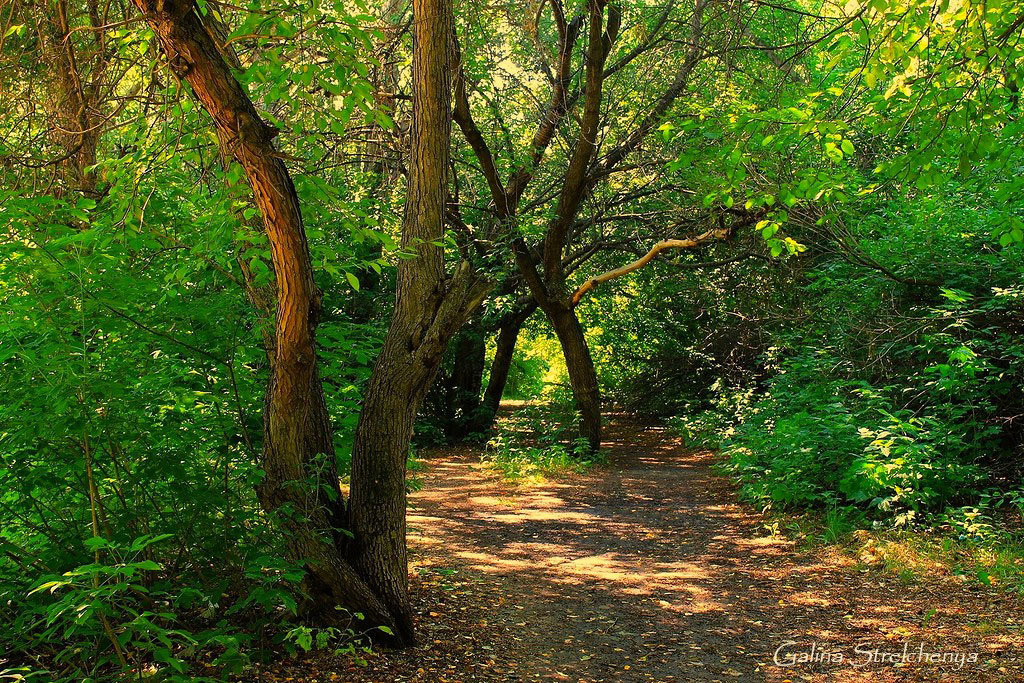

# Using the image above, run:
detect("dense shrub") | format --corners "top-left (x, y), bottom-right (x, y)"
top-left (720, 350), bottom-right (995, 522)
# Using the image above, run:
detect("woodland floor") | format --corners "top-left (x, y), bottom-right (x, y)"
top-left (281, 412), bottom-right (1024, 682)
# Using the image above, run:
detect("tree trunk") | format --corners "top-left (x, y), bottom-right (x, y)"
top-left (36, 0), bottom-right (105, 196)
top-left (448, 318), bottom-right (486, 437)
top-left (348, 0), bottom-right (489, 646)
top-left (514, 242), bottom-right (602, 451)
top-left (348, 335), bottom-right (441, 644)
top-left (133, 0), bottom-right (395, 632)
top-left (139, 0), bottom-right (488, 646)
top-left (548, 304), bottom-right (602, 452)
top-left (506, 0), bottom-right (612, 451)
top-left (472, 303), bottom-right (535, 433)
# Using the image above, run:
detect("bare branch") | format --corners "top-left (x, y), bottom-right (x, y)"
top-left (453, 40), bottom-right (509, 216)
top-left (570, 227), bottom-right (729, 307)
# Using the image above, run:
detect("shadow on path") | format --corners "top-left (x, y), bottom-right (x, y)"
top-left (347, 413), bottom-right (1024, 682)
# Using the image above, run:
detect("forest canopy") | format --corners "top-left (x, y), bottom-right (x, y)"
top-left (0, 0), bottom-right (1022, 679)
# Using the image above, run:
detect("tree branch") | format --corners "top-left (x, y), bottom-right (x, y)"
top-left (542, 0), bottom-right (618, 284)
top-left (505, 3), bottom-right (582, 211)
top-left (570, 227), bottom-right (729, 306)
top-left (589, 0), bottom-right (704, 182)
top-left (452, 39), bottom-right (509, 217)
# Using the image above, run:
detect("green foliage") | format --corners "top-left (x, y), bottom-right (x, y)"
top-left (484, 435), bottom-right (600, 481)
top-left (706, 183), bottom-right (1022, 527)
top-left (500, 331), bottom-right (567, 402)
top-left (0, 0), bottom-right (393, 676)
top-left (667, 383), bottom-right (755, 449)
top-left (3, 0), bottom-right (1024, 675)
top-left (721, 351), bottom-right (992, 521)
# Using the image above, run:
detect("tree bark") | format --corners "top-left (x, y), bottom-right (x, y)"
top-left (513, 239), bottom-right (603, 451)
top-left (347, 0), bottom-right (490, 645)
top-left (548, 304), bottom-right (602, 452)
top-left (347, 334), bottom-right (437, 644)
top-left (507, 0), bottom-right (613, 451)
top-left (570, 229), bottom-right (731, 306)
top-left (132, 0), bottom-right (396, 633)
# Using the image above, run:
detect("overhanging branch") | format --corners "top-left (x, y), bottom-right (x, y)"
top-left (570, 227), bottom-right (729, 306)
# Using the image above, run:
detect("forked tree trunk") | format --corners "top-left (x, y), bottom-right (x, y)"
top-left (133, 0), bottom-right (396, 632)
top-left (512, 0), bottom-right (611, 451)
top-left (348, 0), bottom-right (488, 645)
top-left (140, 0), bottom-right (487, 646)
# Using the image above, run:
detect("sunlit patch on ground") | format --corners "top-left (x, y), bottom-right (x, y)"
top-left (341, 413), bottom-right (1024, 682)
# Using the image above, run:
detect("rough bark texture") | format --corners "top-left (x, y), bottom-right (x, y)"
top-left (348, 0), bottom-right (490, 645)
top-left (132, 0), bottom-right (396, 632)
top-left (348, 334), bottom-right (431, 644)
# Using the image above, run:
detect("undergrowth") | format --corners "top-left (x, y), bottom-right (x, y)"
top-left (483, 398), bottom-right (606, 482)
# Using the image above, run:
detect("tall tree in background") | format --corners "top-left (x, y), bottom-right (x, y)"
top-left (3, 0), bottom-right (116, 197)
top-left (452, 0), bottom-right (716, 450)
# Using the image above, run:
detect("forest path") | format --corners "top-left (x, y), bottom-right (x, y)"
top-left (339, 414), bottom-right (1023, 682)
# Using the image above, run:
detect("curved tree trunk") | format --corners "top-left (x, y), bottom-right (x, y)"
top-left (136, 0), bottom-right (488, 649)
top-left (134, 0), bottom-right (397, 634)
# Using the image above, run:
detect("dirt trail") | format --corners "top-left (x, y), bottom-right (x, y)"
top-left (336, 415), bottom-right (1023, 682)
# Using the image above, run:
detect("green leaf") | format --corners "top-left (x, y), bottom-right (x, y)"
top-left (84, 536), bottom-right (109, 552)
top-left (130, 560), bottom-right (163, 571)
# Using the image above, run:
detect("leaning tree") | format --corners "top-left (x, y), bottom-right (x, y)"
top-left (132, 0), bottom-right (489, 643)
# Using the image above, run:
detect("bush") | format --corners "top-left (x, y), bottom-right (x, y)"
top-left (720, 343), bottom-right (1001, 525)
